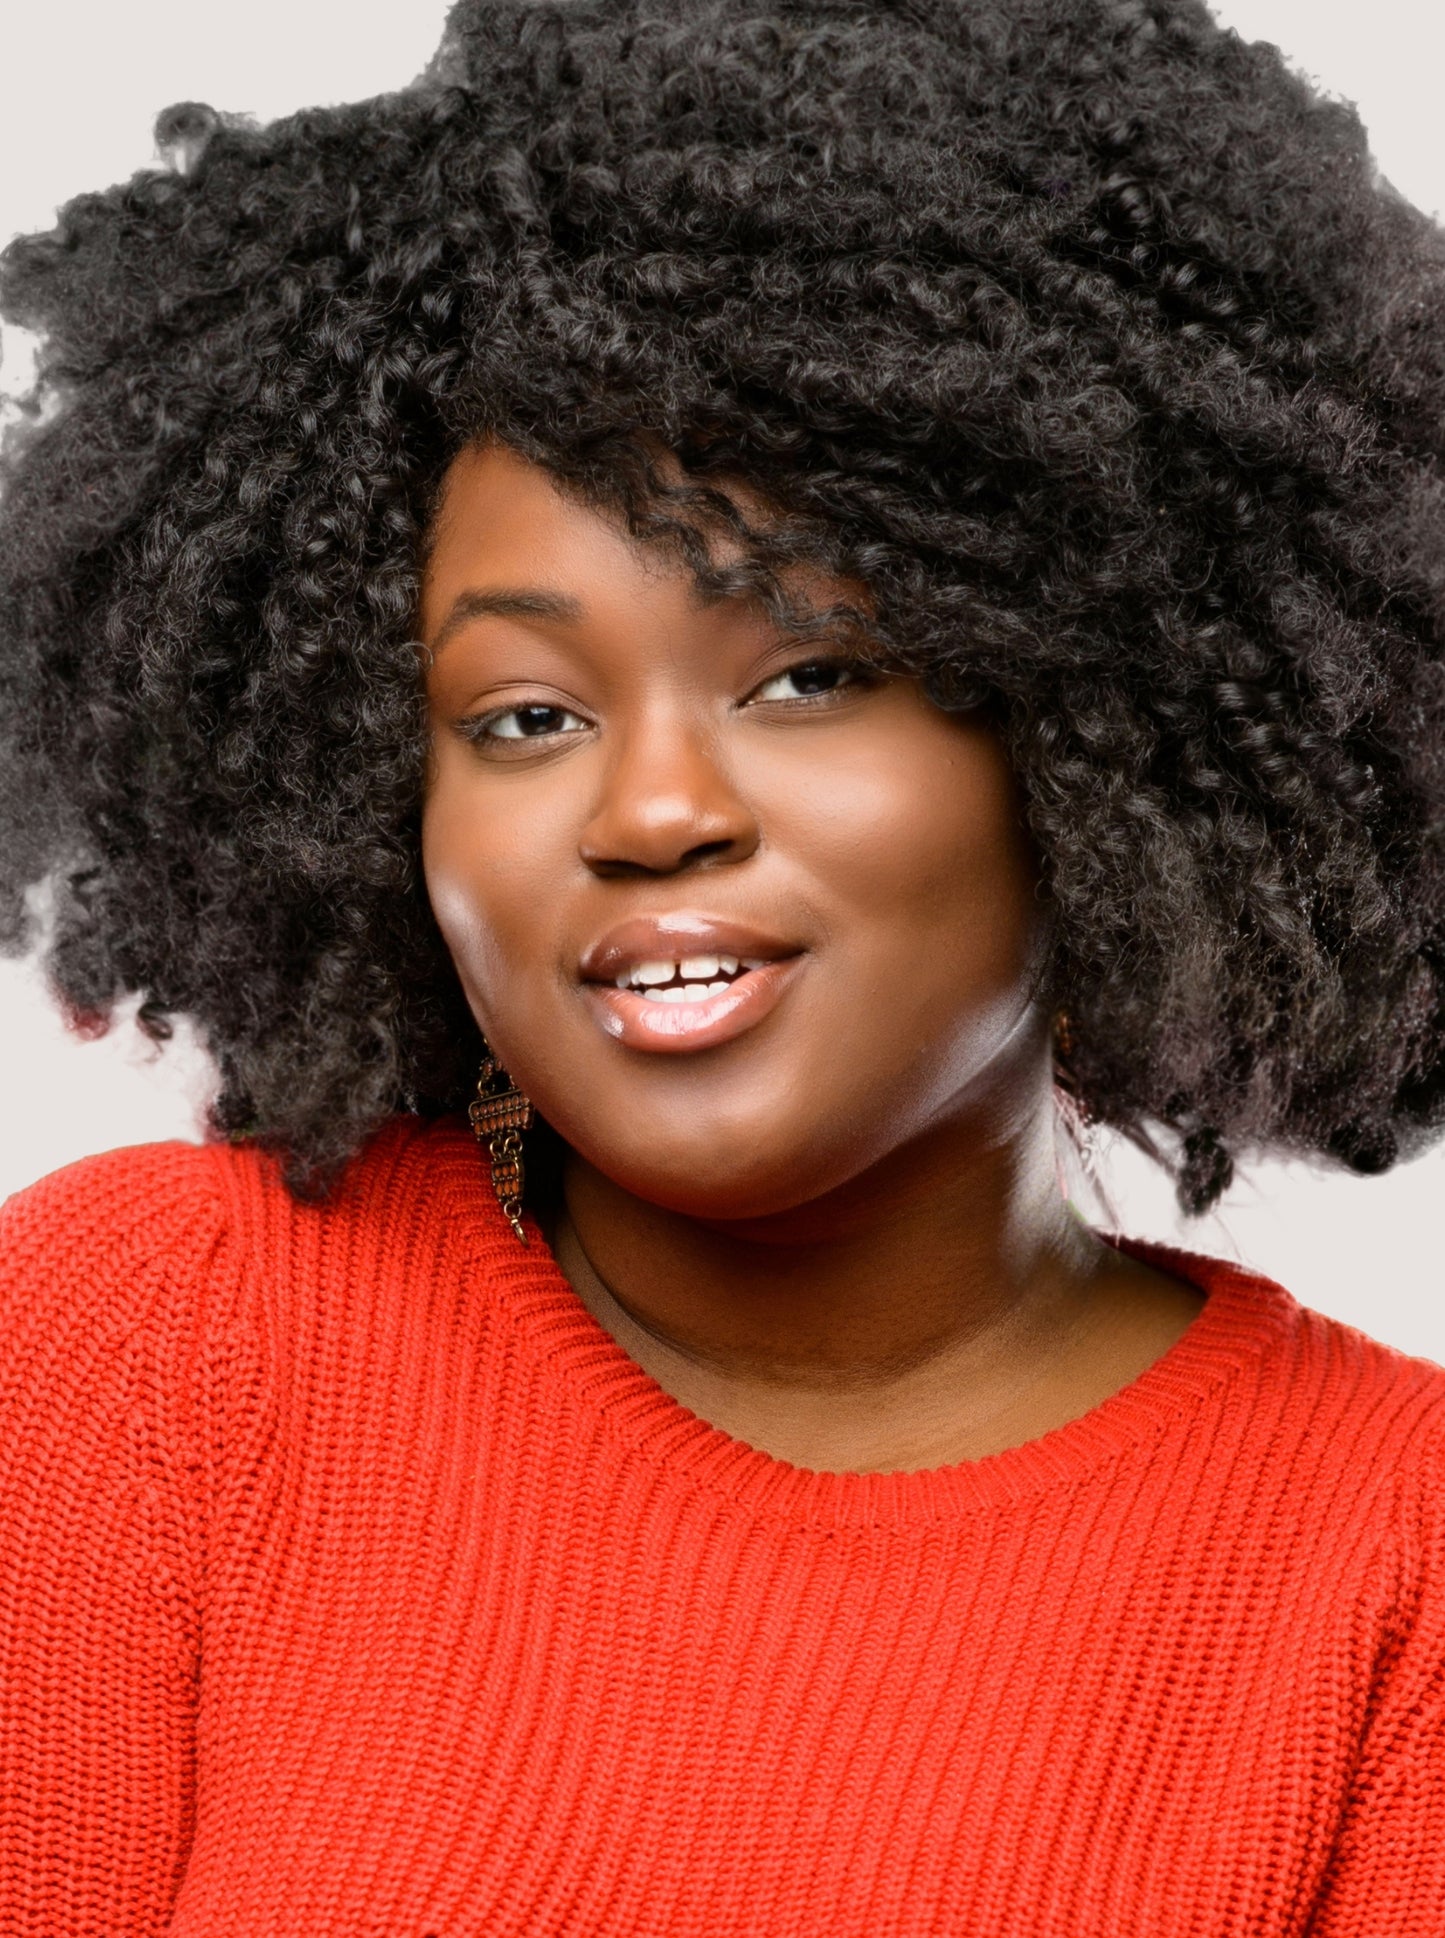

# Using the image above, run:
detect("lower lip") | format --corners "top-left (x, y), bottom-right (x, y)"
top-left (581, 958), bottom-right (803, 1053)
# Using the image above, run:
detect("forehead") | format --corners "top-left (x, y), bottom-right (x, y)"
top-left (422, 443), bottom-right (649, 606)
top-left (418, 440), bottom-right (870, 655)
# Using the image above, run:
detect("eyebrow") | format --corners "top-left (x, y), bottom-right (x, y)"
top-left (429, 587), bottom-right (585, 653)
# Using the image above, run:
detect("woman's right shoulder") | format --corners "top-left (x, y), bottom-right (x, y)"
top-left (5, 1136), bottom-right (233, 1218)
top-left (0, 1115), bottom-right (477, 1333)
top-left (0, 1139), bottom-right (263, 1340)
top-left (2, 1137), bottom-right (258, 1262)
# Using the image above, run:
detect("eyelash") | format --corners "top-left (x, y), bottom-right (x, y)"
top-left (456, 655), bottom-right (874, 747)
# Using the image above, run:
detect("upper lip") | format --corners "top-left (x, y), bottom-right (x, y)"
top-left (579, 913), bottom-right (803, 983)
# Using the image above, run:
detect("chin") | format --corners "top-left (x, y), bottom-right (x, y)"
top-left (584, 1125), bottom-right (878, 1227)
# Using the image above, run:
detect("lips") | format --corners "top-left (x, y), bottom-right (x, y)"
top-left (578, 913), bottom-right (804, 1053)
top-left (580, 914), bottom-right (797, 983)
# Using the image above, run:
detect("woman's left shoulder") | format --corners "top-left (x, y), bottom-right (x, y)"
top-left (1233, 1255), bottom-right (1445, 1513)
top-left (1140, 1236), bottom-right (1445, 1499)
top-left (1288, 1290), bottom-right (1445, 1469)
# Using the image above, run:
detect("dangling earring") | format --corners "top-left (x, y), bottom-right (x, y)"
top-left (469, 1047), bottom-right (534, 1244)
top-left (1053, 1007), bottom-right (1081, 1076)
top-left (1051, 1007), bottom-right (1116, 1225)
top-left (1052, 1007), bottom-right (1088, 1124)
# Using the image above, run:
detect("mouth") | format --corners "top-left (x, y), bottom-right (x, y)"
top-left (609, 950), bottom-right (771, 1001)
top-left (578, 917), bottom-right (805, 1053)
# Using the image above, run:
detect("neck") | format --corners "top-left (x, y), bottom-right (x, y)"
top-left (547, 1078), bottom-right (1180, 1472)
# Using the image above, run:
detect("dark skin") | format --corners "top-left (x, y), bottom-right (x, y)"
top-left (420, 442), bottom-right (1204, 1474)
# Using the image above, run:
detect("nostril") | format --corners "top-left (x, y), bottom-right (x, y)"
top-left (679, 838), bottom-right (739, 868)
top-left (583, 836), bottom-right (742, 880)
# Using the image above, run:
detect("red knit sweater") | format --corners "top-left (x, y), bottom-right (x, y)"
top-left (2, 1119), bottom-right (1442, 1936)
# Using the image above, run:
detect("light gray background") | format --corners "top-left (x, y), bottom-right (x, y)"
top-left (2, 0), bottom-right (1442, 1361)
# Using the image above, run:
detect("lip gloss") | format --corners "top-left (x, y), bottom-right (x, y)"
top-left (582, 956), bottom-right (803, 1053)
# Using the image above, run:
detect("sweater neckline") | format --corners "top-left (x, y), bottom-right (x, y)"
top-left (428, 1122), bottom-right (1297, 1529)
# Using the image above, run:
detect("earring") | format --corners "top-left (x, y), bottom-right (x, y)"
top-left (469, 1048), bottom-right (534, 1244)
top-left (1051, 1007), bottom-right (1113, 1219)
top-left (1051, 1007), bottom-right (1089, 1127)
top-left (1038, 1007), bottom-right (1084, 1139)
top-left (1054, 1008), bottom-right (1077, 1066)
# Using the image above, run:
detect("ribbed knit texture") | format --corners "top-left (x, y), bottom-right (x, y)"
top-left (1, 1117), bottom-right (1442, 1936)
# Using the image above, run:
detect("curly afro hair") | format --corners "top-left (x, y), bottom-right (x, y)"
top-left (2, 0), bottom-right (1444, 1214)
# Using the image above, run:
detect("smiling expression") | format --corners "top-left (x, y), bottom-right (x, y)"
top-left (420, 441), bottom-right (1053, 1221)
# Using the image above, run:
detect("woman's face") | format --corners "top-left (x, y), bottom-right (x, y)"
top-left (421, 443), bottom-right (1052, 1221)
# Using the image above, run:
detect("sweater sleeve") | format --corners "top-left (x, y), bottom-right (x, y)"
top-left (0, 1144), bottom-right (232, 1938)
top-left (1306, 1423), bottom-right (1445, 1936)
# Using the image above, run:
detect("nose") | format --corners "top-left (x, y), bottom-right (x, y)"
top-left (578, 710), bottom-right (760, 878)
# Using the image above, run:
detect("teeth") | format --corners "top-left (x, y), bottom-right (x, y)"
top-left (616, 951), bottom-right (774, 994)
top-left (641, 980), bottom-right (733, 1004)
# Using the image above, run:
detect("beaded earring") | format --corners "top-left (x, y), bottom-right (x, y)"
top-left (1052, 1007), bottom-right (1111, 1216)
top-left (469, 1048), bottom-right (534, 1244)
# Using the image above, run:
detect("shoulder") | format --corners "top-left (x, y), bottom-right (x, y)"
top-left (4, 1135), bottom-right (228, 1247)
top-left (0, 1117), bottom-right (509, 1493)
top-left (1127, 1235), bottom-right (1445, 1512)
top-left (0, 1137), bottom-right (235, 1338)
top-left (2, 1113), bottom-right (475, 1236)
top-left (1279, 1285), bottom-right (1445, 1478)
top-left (0, 1115), bottom-right (494, 1336)
top-left (1265, 1269), bottom-right (1445, 1552)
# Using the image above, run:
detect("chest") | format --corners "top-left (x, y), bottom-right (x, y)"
top-left (168, 1414), bottom-right (1371, 1936)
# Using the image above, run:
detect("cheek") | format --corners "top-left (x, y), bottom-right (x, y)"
top-left (772, 720), bottom-right (1042, 983)
top-left (419, 753), bottom-right (563, 1015)
top-left (420, 784), bottom-right (498, 1003)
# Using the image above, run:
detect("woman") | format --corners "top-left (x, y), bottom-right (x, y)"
top-left (1, 0), bottom-right (1441, 1930)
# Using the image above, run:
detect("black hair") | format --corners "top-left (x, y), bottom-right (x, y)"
top-left (3, 0), bottom-right (1443, 1213)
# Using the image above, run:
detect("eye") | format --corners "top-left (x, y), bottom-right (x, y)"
top-left (747, 657), bottom-right (871, 705)
top-left (460, 702), bottom-right (591, 744)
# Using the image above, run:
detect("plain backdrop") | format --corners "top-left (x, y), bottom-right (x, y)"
top-left (2, 0), bottom-right (1443, 1362)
